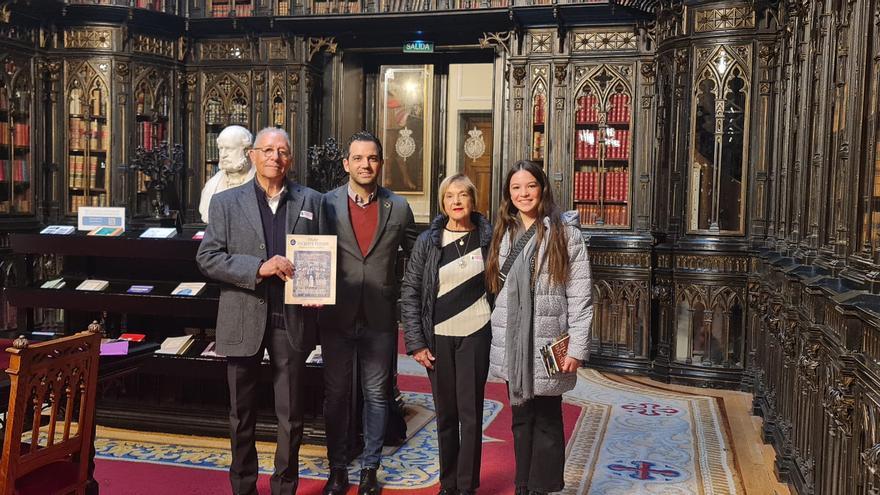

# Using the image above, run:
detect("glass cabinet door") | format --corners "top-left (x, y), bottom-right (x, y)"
top-left (66, 68), bottom-right (111, 215)
top-left (530, 78), bottom-right (548, 168)
top-left (134, 70), bottom-right (171, 215)
top-left (572, 65), bottom-right (632, 228)
top-left (0, 58), bottom-right (33, 215)
top-left (202, 75), bottom-right (250, 186)
top-left (688, 46), bottom-right (750, 234)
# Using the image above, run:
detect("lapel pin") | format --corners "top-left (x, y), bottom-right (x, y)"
top-left (384, 201), bottom-right (391, 208)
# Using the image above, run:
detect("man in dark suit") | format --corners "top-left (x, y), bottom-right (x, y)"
top-left (320, 131), bottom-right (416, 495)
top-left (197, 127), bottom-right (324, 495)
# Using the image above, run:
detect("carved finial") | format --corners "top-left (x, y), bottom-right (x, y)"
top-left (12, 334), bottom-right (28, 349)
top-left (87, 320), bottom-right (103, 334)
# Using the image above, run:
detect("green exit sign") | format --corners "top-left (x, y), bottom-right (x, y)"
top-left (403, 41), bottom-right (434, 53)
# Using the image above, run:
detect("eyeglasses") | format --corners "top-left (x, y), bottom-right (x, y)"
top-left (252, 147), bottom-right (291, 159)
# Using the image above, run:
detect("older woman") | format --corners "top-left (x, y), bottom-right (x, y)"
top-left (485, 161), bottom-right (593, 495)
top-left (401, 173), bottom-right (493, 495)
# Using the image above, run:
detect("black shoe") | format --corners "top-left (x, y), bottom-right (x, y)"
top-left (358, 468), bottom-right (380, 494)
top-left (437, 488), bottom-right (456, 495)
top-left (514, 488), bottom-right (528, 495)
top-left (458, 490), bottom-right (476, 495)
top-left (322, 468), bottom-right (349, 495)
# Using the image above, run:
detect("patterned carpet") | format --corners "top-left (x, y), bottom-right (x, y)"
top-left (93, 366), bottom-right (744, 494)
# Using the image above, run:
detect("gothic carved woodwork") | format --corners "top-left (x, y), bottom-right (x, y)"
top-left (694, 6), bottom-right (756, 33)
top-left (64, 27), bottom-right (115, 50)
top-left (307, 37), bottom-right (337, 61)
top-left (132, 34), bottom-right (175, 59)
top-left (824, 376), bottom-right (855, 435)
top-left (591, 279), bottom-right (650, 359)
top-left (571, 31), bottom-right (638, 53)
top-left (199, 39), bottom-right (252, 61)
top-left (478, 31), bottom-right (513, 56)
top-left (529, 32), bottom-right (553, 54)
top-left (674, 283), bottom-right (746, 367)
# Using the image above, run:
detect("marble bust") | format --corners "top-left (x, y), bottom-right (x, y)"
top-left (199, 125), bottom-right (256, 223)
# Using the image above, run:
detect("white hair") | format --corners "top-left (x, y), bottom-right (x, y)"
top-left (253, 127), bottom-right (291, 148)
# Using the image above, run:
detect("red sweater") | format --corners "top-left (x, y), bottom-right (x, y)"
top-left (348, 196), bottom-right (378, 256)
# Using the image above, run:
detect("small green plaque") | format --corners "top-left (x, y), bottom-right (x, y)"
top-left (403, 41), bottom-right (434, 53)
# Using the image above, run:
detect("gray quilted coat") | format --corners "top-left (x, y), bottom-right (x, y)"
top-left (489, 211), bottom-right (593, 397)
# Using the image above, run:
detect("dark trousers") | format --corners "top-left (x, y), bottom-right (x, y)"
top-left (427, 327), bottom-right (491, 491)
top-left (322, 320), bottom-right (397, 469)
top-left (510, 395), bottom-right (565, 493)
top-left (228, 326), bottom-right (305, 495)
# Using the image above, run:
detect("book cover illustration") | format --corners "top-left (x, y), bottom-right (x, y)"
top-left (87, 226), bottom-right (124, 237)
top-left (171, 282), bottom-right (206, 296)
top-left (76, 279), bottom-right (110, 291)
top-left (539, 334), bottom-right (570, 377)
top-left (285, 235), bottom-right (337, 305)
top-left (119, 333), bottom-right (146, 342)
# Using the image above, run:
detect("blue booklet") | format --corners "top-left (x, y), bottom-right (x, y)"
top-left (127, 284), bottom-right (154, 294)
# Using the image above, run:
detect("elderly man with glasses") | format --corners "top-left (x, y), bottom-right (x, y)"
top-left (197, 127), bottom-right (325, 495)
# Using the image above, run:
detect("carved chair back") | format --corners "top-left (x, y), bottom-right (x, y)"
top-left (0, 330), bottom-right (101, 495)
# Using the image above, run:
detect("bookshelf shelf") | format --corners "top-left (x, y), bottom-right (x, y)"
top-left (133, 71), bottom-right (172, 215)
top-left (0, 56), bottom-right (34, 216)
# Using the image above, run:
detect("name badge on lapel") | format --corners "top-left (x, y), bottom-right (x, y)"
top-left (300, 210), bottom-right (314, 220)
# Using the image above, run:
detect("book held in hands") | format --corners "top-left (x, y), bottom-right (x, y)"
top-left (539, 334), bottom-right (570, 377)
top-left (171, 282), bottom-right (206, 296)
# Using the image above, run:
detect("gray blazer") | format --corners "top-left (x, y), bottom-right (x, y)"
top-left (196, 179), bottom-right (325, 357)
top-left (319, 184), bottom-right (416, 332)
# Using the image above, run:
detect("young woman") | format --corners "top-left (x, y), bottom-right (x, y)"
top-left (400, 173), bottom-right (493, 495)
top-left (485, 161), bottom-right (593, 495)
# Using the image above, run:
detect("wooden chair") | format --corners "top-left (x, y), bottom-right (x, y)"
top-left (0, 329), bottom-right (101, 495)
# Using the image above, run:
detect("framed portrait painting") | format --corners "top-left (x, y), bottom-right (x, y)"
top-left (378, 65), bottom-right (433, 194)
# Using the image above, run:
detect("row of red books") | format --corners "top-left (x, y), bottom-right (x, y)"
top-left (575, 129), bottom-right (630, 160)
top-left (69, 193), bottom-right (107, 213)
top-left (575, 93), bottom-right (631, 124)
top-left (68, 118), bottom-right (107, 151)
top-left (0, 123), bottom-right (30, 147)
top-left (0, 160), bottom-right (30, 182)
top-left (533, 94), bottom-right (546, 125)
top-left (573, 171), bottom-right (629, 202)
top-left (138, 122), bottom-right (168, 150)
top-left (576, 204), bottom-right (628, 226)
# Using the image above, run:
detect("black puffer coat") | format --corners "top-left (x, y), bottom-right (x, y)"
top-left (400, 212), bottom-right (493, 354)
